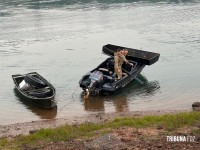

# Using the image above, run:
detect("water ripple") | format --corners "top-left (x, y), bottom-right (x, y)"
top-left (0, 49), bottom-right (24, 56)
top-left (0, 1), bottom-right (200, 124)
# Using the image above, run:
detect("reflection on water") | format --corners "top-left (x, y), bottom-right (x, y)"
top-left (112, 96), bottom-right (129, 112)
top-left (83, 95), bottom-right (129, 112)
top-left (83, 96), bottom-right (105, 111)
top-left (14, 88), bottom-right (57, 119)
top-left (82, 74), bottom-right (160, 112)
top-left (118, 74), bottom-right (160, 96)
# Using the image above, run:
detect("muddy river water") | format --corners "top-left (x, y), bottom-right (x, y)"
top-left (0, 0), bottom-right (200, 125)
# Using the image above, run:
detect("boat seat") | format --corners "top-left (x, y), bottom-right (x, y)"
top-left (98, 68), bottom-right (109, 72)
top-left (122, 72), bottom-right (127, 76)
top-left (99, 67), bottom-right (127, 78)
top-left (24, 87), bottom-right (50, 93)
top-left (98, 68), bottom-right (112, 76)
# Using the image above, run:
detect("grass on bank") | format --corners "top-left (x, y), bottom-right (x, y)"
top-left (0, 111), bottom-right (199, 149)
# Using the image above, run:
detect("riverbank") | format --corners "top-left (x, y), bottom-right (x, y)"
top-left (0, 110), bottom-right (199, 149)
top-left (0, 109), bottom-right (191, 138)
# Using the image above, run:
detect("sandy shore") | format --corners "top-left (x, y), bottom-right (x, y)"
top-left (0, 109), bottom-right (191, 138)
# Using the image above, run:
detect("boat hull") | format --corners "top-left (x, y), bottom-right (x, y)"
top-left (79, 57), bottom-right (146, 95)
top-left (79, 44), bottom-right (160, 96)
top-left (12, 72), bottom-right (56, 109)
top-left (102, 44), bottom-right (160, 65)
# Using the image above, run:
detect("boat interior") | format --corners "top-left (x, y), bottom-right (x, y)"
top-left (80, 57), bottom-right (143, 89)
top-left (95, 57), bottom-right (138, 79)
top-left (13, 74), bottom-right (52, 97)
top-left (14, 74), bottom-right (41, 86)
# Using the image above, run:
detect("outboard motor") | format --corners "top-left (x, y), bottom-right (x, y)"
top-left (87, 70), bottom-right (103, 95)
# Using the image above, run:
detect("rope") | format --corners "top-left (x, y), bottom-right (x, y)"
top-left (59, 85), bottom-right (79, 111)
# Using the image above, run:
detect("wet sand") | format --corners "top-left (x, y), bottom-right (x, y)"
top-left (0, 109), bottom-right (191, 138)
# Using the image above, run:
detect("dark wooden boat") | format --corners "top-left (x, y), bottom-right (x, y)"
top-left (79, 44), bottom-right (160, 96)
top-left (12, 72), bottom-right (56, 108)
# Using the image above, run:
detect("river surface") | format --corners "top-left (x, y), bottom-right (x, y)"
top-left (0, 0), bottom-right (200, 125)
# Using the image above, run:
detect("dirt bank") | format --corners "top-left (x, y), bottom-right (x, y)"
top-left (37, 126), bottom-right (199, 150)
top-left (0, 109), bottom-right (191, 138)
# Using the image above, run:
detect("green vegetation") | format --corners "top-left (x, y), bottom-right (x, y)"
top-left (0, 111), bottom-right (199, 149)
top-left (191, 128), bottom-right (200, 135)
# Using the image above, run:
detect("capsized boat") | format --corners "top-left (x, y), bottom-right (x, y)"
top-left (12, 72), bottom-right (56, 108)
top-left (79, 44), bottom-right (160, 96)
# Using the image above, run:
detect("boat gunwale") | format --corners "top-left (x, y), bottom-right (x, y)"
top-left (12, 72), bottom-right (56, 100)
top-left (102, 44), bottom-right (160, 65)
